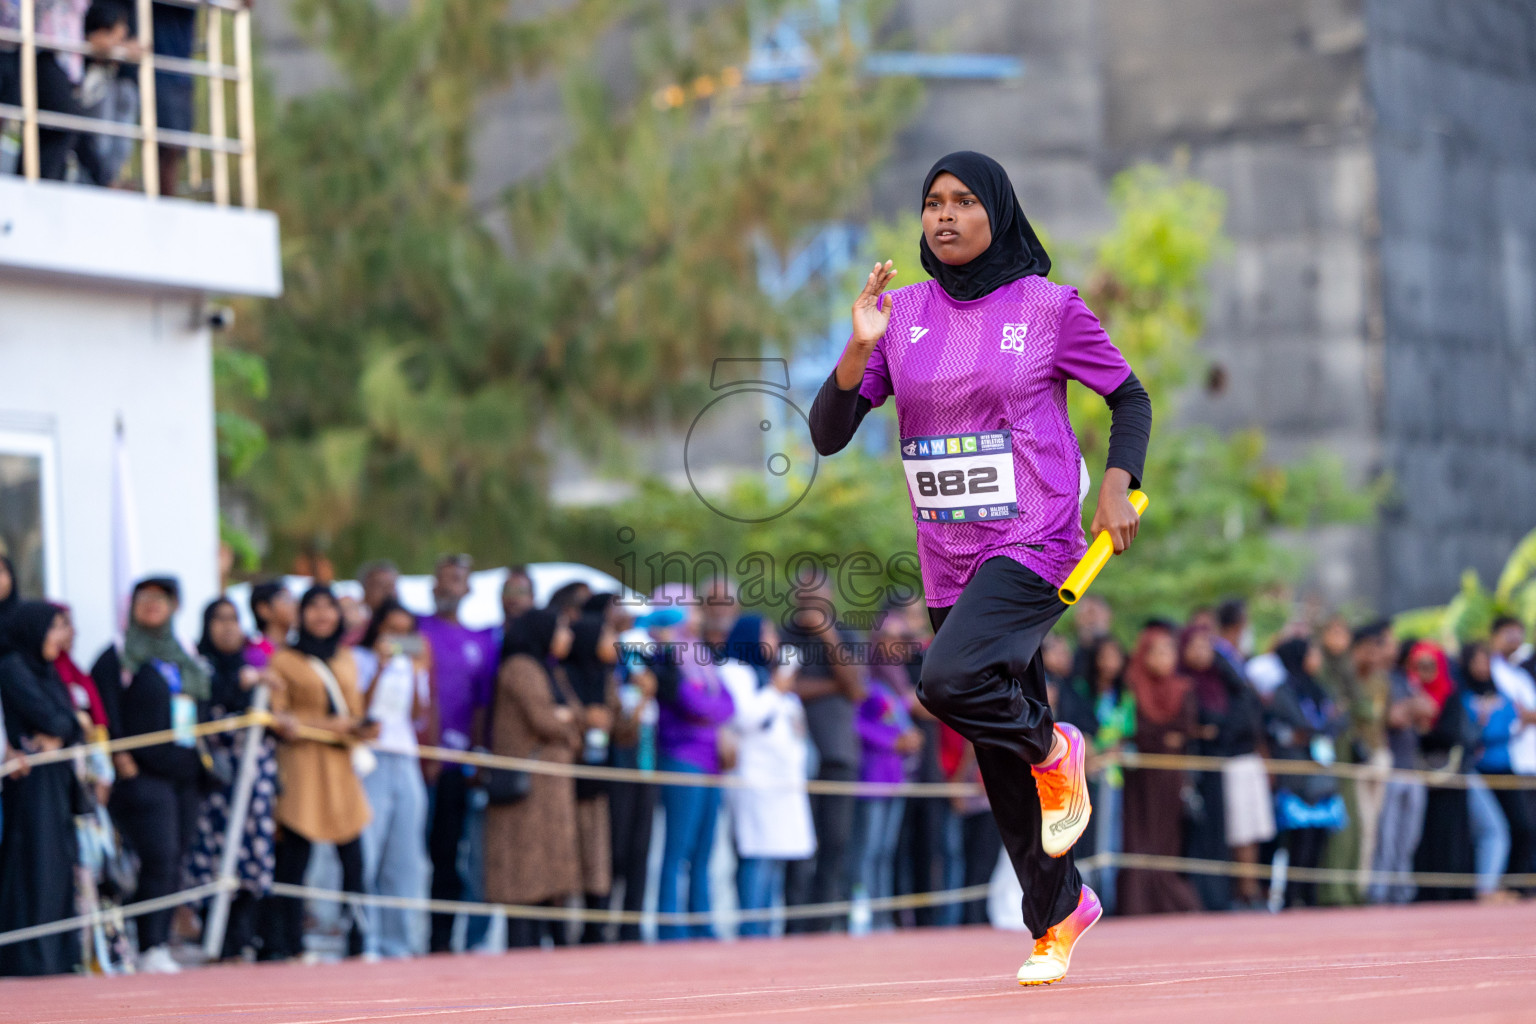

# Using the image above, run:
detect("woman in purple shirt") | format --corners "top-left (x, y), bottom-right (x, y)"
top-left (810, 151), bottom-right (1151, 986)
top-left (651, 584), bottom-right (734, 940)
top-left (852, 670), bottom-right (922, 931)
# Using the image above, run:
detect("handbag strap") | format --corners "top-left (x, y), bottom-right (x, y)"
top-left (308, 656), bottom-right (352, 720)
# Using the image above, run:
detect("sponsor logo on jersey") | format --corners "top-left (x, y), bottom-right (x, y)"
top-left (910, 325), bottom-right (930, 344)
top-left (952, 510), bottom-right (966, 520)
top-left (1001, 322), bottom-right (1029, 353)
top-left (978, 506), bottom-right (988, 517)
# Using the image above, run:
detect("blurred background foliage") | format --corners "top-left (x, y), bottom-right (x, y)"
top-left (221, 0), bottom-right (918, 569)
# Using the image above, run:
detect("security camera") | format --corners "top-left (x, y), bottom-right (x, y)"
top-left (205, 305), bottom-right (236, 333)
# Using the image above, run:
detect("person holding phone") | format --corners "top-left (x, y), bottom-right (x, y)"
top-left (353, 598), bottom-right (433, 958)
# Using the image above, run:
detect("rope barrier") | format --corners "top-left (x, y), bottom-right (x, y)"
top-left (0, 882), bottom-right (233, 949)
top-left (11, 712), bottom-right (1536, 796)
top-left (3, 848), bottom-right (1531, 951)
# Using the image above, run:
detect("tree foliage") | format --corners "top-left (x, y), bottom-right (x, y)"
top-left (228, 0), bottom-right (918, 571)
top-left (1394, 528), bottom-right (1536, 645)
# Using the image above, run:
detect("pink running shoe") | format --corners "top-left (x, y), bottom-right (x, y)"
top-left (1032, 722), bottom-right (1091, 858)
top-left (1016, 885), bottom-right (1102, 986)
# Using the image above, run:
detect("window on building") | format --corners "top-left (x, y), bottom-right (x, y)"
top-left (0, 430), bottom-right (60, 600)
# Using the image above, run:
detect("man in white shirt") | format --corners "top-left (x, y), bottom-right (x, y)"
top-left (1490, 616), bottom-right (1536, 775)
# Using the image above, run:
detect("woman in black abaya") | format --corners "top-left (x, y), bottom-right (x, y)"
top-left (0, 602), bottom-right (84, 976)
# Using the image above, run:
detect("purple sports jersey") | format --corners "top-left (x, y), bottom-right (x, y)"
top-left (858, 276), bottom-right (1131, 604)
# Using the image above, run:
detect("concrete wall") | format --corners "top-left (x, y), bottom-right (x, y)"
top-left (0, 281), bottom-right (221, 657)
top-left (1366, 0), bottom-right (1536, 609)
top-left (0, 180), bottom-right (282, 655)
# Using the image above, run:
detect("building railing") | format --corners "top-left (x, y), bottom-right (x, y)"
top-left (0, 0), bottom-right (257, 207)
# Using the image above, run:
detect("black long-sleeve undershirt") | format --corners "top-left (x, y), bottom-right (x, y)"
top-left (808, 369), bottom-right (1151, 489)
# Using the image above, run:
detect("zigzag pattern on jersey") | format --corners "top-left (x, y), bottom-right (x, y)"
top-left (873, 277), bottom-right (1088, 603)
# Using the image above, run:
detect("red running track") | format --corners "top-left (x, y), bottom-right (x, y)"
top-left (4, 903), bottom-right (1533, 1024)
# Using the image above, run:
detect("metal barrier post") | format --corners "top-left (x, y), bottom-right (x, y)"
top-left (201, 686), bottom-right (270, 961)
top-left (135, 0), bottom-right (159, 196)
top-left (18, 0), bottom-right (38, 180)
top-left (233, 6), bottom-right (257, 209)
top-left (206, 6), bottom-right (229, 206)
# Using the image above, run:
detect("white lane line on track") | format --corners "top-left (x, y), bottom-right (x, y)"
top-left (22, 951), bottom-right (1536, 1023)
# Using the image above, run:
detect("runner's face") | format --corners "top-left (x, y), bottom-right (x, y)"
top-left (922, 172), bottom-right (992, 266)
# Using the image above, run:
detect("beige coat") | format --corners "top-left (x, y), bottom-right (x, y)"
top-left (483, 654), bottom-right (583, 906)
top-left (269, 648), bottom-right (372, 844)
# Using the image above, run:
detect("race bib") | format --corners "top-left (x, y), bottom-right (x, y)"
top-left (900, 430), bottom-right (1018, 523)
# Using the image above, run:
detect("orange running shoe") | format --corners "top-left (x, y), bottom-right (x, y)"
top-left (1016, 885), bottom-right (1102, 986)
top-left (1032, 722), bottom-right (1091, 858)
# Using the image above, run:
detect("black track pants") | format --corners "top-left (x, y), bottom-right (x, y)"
top-left (919, 556), bottom-right (1083, 939)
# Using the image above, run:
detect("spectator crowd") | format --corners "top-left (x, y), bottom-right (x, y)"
top-left (2, 0), bottom-right (203, 195)
top-left (1, 550), bottom-right (1534, 977)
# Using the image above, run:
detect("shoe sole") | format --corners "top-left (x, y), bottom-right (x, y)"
top-left (1017, 895), bottom-right (1103, 987)
top-left (1041, 725), bottom-right (1092, 859)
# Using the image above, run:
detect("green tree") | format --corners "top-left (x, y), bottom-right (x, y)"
top-left (231, 0), bottom-right (918, 572)
top-left (1394, 528), bottom-right (1536, 644)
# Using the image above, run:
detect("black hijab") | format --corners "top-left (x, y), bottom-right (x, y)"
top-left (0, 555), bottom-right (19, 657)
top-left (1276, 638), bottom-right (1328, 707)
top-left (919, 151), bottom-right (1051, 302)
top-left (564, 595), bottom-right (615, 707)
top-left (293, 586), bottom-right (344, 662)
top-left (503, 609), bottom-right (567, 704)
top-left (198, 598), bottom-right (251, 714)
top-left (1461, 642), bottom-right (1498, 697)
top-left (5, 600), bottom-right (60, 677)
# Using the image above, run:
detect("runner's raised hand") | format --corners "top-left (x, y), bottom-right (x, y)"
top-left (851, 261), bottom-right (898, 349)
top-left (836, 261), bottom-right (898, 389)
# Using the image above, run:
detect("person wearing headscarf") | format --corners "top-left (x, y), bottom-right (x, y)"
top-left (1074, 634), bottom-right (1134, 915)
top-left (0, 555), bottom-right (21, 658)
top-left (484, 608), bottom-right (584, 948)
top-left (1266, 637), bottom-right (1350, 908)
top-left (807, 150), bottom-right (1151, 984)
top-left (1180, 623), bottom-right (1268, 910)
top-left (183, 598), bottom-right (280, 960)
top-left (720, 615), bottom-right (815, 937)
top-left (261, 586), bottom-right (374, 960)
top-left (561, 592), bottom-right (626, 943)
top-left (1410, 640), bottom-right (1479, 901)
top-left (0, 602), bottom-right (82, 976)
top-left (649, 583), bottom-right (735, 941)
top-left (88, 576), bottom-right (208, 973)
top-left (1116, 624), bottom-right (1201, 917)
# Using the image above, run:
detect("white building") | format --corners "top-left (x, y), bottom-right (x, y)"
top-left (0, 176), bottom-right (281, 656)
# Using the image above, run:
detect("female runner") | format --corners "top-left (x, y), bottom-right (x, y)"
top-left (809, 151), bottom-right (1151, 986)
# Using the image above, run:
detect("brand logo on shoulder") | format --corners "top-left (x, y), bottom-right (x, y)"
top-left (909, 326), bottom-right (930, 344)
top-left (1001, 322), bottom-right (1029, 353)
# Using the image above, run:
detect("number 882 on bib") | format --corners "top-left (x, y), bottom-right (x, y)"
top-left (900, 430), bottom-right (1019, 524)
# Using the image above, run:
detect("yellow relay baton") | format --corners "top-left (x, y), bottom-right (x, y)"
top-left (1058, 490), bottom-right (1149, 605)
